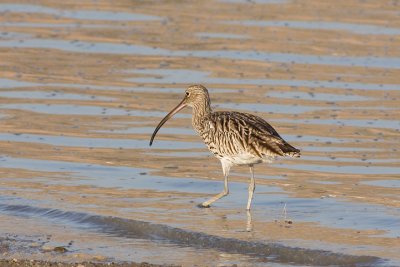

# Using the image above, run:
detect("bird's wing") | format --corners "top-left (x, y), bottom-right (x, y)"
top-left (209, 111), bottom-right (300, 158)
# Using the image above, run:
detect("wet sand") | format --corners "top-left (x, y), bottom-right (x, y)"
top-left (0, 259), bottom-right (171, 267)
top-left (0, 0), bottom-right (399, 266)
top-left (0, 262), bottom-right (161, 267)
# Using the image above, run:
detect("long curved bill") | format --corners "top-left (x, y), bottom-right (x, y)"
top-left (149, 99), bottom-right (187, 146)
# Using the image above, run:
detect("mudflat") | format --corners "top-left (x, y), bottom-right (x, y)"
top-left (0, 0), bottom-right (399, 266)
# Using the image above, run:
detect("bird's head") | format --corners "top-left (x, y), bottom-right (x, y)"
top-left (183, 84), bottom-right (210, 107)
top-left (149, 84), bottom-right (209, 146)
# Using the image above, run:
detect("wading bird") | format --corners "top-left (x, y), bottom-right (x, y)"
top-left (150, 85), bottom-right (300, 210)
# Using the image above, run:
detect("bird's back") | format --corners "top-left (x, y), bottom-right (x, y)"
top-left (196, 111), bottom-right (300, 165)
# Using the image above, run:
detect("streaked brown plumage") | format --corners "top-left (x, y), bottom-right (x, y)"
top-left (150, 84), bottom-right (300, 210)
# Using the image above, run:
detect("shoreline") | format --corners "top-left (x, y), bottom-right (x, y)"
top-left (0, 235), bottom-right (179, 267)
top-left (0, 259), bottom-right (177, 267)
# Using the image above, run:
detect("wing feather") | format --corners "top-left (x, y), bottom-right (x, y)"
top-left (207, 111), bottom-right (300, 158)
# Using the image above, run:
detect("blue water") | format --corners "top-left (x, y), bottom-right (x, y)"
top-left (1, 155), bottom-right (399, 239)
top-left (0, 78), bottom-right (39, 88)
top-left (275, 162), bottom-right (400, 175)
top-left (0, 198), bottom-right (383, 267)
top-left (0, 4), bottom-right (161, 21)
top-left (0, 103), bottom-right (191, 118)
top-left (0, 32), bottom-right (32, 40)
top-left (0, 133), bottom-right (203, 150)
top-left (0, 90), bottom-right (113, 101)
top-left (1, 22), bottom-right (132, 28)
top-left (276, 118), bottom-right (400, 130)
top-left (0, 39), bottom-right (399, 69)
top-left (361, 180), bottom-right (400, 188)
top-left (127, 69), bottom-right (400, 90)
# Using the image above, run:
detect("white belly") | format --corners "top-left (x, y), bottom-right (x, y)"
top-left (221, 152), bottom-right (274, 166)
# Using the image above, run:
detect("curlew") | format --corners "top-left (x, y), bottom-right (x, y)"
top-left (150, 85), bottom-right (300, 210)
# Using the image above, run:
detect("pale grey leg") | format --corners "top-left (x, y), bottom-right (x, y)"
top-left (246, 165), bottom-right (255, 210)
top-left (246, 210), bottom-right (253, 232)
top-left (200, 160), bottom-right (231, 207)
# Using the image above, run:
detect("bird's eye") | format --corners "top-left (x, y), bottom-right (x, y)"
top-left (186, 92), bottom-right (190, 96)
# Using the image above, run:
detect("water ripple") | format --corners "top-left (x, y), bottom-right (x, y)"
top-left (0, 202), bottom-right (383, 267)
top-left (0, 39), bottom-right (399, 69)
top-left (0, 103), bottom-right (190, 118)
top-left (0, 4), bottom-right (161, 21)
top-left (0, 133), bottom-right (202, 150)
top-left (128, 69), bottom-right (400, 90)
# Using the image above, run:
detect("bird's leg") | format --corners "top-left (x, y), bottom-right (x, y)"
top-left (200, 160), bottom-right (231, 208)
top-left (246, 165), bottom-right (256, 210)
top-left (246, 210), bottom-right (253, 232)
top-left (200, 174), bottom-right (228, 207)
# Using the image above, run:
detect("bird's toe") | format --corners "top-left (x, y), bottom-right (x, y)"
top-left (197, 203), bottom-right (211, 208)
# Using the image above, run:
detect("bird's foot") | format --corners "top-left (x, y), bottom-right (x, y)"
top-left (197, 203), bottom-right (210, 208)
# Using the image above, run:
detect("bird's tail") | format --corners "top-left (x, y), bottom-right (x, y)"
top-left (280, 143), bottom-right (301, 158)
top-left (285, 150), bottom-right (301, 158)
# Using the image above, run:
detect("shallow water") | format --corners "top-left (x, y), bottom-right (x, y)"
top-left (0, 4), bottom-right (162, 21)
top-left (0, 200), bottom-right (383, 266)
top-left (1, 39), bottom-right (399, 69)
top-left (127, 68), bottom-right (400, 90)
top-left (0, 0), bottom-right (399, 266)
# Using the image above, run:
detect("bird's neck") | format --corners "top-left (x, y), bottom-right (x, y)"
top-left (192, 97), bottom-right (212, 132)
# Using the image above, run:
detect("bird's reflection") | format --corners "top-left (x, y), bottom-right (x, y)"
top-left (246, 210), bottom-right (253, 232)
